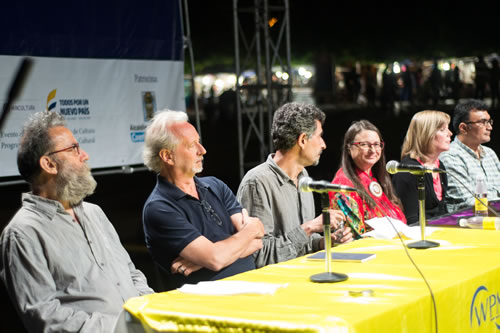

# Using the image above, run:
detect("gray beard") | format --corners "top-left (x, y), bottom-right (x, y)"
top-left (55, 161), bottom-right (97, 207)
top-left (193, 159), bottom-right (204, 174)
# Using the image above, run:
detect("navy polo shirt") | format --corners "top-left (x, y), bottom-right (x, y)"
top-left (143, 175), bottom-right (256, 288)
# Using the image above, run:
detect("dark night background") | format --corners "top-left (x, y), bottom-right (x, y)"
top-left (188, 1), bottom-right (498, 66)
top-left (1, 0), bottom-right (499, 331)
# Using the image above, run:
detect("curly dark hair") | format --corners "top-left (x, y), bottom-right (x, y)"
top-left (17, 111), bottom-right (65, 184)
top-left (271, 102), bottom-right (325, 152)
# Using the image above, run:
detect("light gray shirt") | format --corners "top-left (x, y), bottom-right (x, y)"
top-left (439, 137), bottom-right (500, 212)
top-left (0, 193), bottom-right (153, 333)
top-left (237, 154), bottom-right (321, 268)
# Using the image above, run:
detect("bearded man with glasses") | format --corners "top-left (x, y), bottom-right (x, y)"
top-left (440, 99), bottom-right (500, 212)
top-left (0, 111), bottom-right (154, 333)
top-left (142, 110), bottom-right (264, 291)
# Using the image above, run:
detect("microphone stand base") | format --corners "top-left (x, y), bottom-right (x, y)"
top-left (407, 240), bottom-right (440, 249)
top-left (310, 272), bottom-right (348, 283)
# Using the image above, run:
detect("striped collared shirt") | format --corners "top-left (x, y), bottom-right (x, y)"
top-left (439, 137), bottom-right (500, 212)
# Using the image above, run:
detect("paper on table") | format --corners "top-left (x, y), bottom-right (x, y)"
top-left (363, 217), bottom-right (436, 240)
top-left (177, 280), bottom-right (288, 296)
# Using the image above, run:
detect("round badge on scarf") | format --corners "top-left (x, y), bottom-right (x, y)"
top-left (369, 181), bottom-right (382, 197)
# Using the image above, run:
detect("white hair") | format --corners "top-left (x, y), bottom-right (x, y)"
top-left (143, 109), bottom-right (188, 173)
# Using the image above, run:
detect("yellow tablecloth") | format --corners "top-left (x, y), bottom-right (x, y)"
top-left (124, 228), bottom-right (500, 332)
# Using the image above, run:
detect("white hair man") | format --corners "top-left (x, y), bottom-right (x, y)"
top-left (142, 110), bottom-right (264, 290)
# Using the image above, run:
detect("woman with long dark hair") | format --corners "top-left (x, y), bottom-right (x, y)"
top-left (330, 120), bottom-right (406, 238)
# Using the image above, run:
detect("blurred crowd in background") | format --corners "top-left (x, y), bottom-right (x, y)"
top-left (186, 53), bottom-right (500, 121)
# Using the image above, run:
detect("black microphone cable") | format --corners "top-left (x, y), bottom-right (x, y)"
top-left (445, 171), bottom-right (500, 217)
top-left (333, 193), bottom-right (438, 332)
top-left (374, 199), bottom-right (438, 333)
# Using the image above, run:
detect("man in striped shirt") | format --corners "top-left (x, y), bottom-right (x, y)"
top-left (440, 99), bottom-right (500, 212)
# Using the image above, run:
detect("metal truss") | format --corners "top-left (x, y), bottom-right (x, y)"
top-left (233, 0), bottom-right (293, 179)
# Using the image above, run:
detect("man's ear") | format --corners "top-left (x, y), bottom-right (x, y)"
top-left (458, 122), bottom-right (468, 135)
top-left (297, 133), bottom-right (308, 149)
top-left (39, 156), bottom-right (58, 175)
top-left (159, 149), bottom-right (174, 165)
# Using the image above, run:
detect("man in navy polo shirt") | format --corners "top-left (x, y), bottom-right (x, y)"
top-left (142, 110), bottom-right (264, 290)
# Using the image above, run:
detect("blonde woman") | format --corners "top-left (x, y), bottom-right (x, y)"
top-left (392, 110), bottom-right (452, 224)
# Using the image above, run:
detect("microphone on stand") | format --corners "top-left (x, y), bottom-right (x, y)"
top-left (298, 176), bottom-right (352, 283)
top-left (388, 160), bottom-right (499, 217)
top-left (386, 160), bottom-right (440, 249)
top-left (299, 177), bottom-right (357, 193)
top-left (386, 160), bottom-right (446, 175)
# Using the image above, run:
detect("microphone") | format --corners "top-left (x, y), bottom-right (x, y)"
top-left (386, 160), bottom-right (446, 175)
top-left (0, 57), bottom-right (33, 130)
top-left (298, 176), bottom-right (357, 193)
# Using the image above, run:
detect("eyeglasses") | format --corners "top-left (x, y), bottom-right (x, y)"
top-left (47, 143), bottom-right (80, 156)
top-left (465, 119), bottom-right (494, 127)
top-left (351, 141), bottom-right (384, 150)
top-left (200, 200), bottom-right (223, 227)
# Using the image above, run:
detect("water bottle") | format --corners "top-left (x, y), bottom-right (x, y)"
top-left (459, 216), bottom-right (500, 230)
top-left (474, 176), bottom-right (488, 216)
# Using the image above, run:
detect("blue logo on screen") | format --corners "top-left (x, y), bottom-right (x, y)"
top-left (470, 285), bottom-right (500, 330)
top-left (130, 131), bottom-right (144, 142)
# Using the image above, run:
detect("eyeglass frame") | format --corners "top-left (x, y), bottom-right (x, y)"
top-left (350, 141), bottom-right (385, 150)
top-left (46, 143), bottom-right (81, 156)
top-left (465, 119), bottom-right (494, 127)
top-left (199, 199), bottom-right (223, 227)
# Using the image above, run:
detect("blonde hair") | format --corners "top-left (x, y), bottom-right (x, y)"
top-left (400, 110), bottom-right (450, 162)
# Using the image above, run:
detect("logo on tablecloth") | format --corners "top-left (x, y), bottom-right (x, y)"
top-left (470, 285), bottom-right (500, 330)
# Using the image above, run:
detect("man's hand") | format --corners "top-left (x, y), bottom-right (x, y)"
top-left (241, 210), bottom-right (265, 238)
top-left (171, 256), bottom-right (202, 276)
top-left (334, 225), bottom-right (354, 244)
top-left (301, 209), bottom-right (345, 236)
top-left (329, 209), bottom-right (345, 229)
top-left (245, 238), bottom-right (263, 254)
top-left (301, 215), bottom-right (323, 236)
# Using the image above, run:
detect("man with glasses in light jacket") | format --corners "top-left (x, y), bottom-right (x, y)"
top-left (440, 99), bottom-right (500, 212)
top-left (142, 110), bottom-right (264, 290)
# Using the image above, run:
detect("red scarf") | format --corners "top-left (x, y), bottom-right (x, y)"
top-left (331, 168), bottom-right (407, 232)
